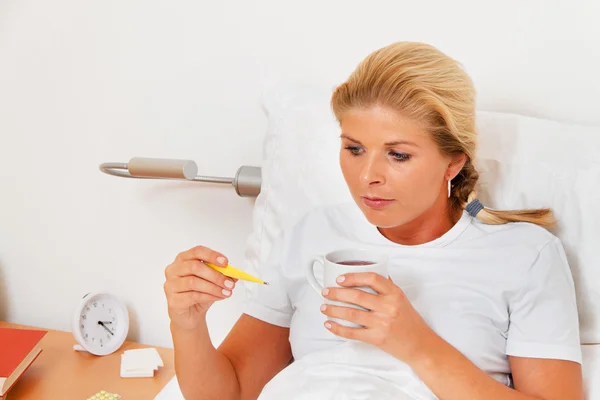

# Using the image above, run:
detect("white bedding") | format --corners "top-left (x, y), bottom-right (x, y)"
top-left (155, 344), bottom-right (600, 399)
top-left (257, 341), bottom-right (437, 400)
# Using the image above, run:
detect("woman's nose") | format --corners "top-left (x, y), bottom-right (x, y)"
top-left (359, 156), bottom-right (385, 186)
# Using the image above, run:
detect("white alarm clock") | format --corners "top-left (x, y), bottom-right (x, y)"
top-left (72, 292), bottom-right (129, 356)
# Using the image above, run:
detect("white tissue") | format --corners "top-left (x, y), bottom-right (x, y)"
top-left (120, 348), bottom-right (164, 378)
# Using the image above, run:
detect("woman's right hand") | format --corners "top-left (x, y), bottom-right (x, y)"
top-left (164, 246), bottom-right (237, 331)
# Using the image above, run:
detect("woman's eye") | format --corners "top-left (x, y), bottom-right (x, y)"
top-left (345, 146), bottom-right (363, 156)
top-left (389, 151), bottom-right (411, 162)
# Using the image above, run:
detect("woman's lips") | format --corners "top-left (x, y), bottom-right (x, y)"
top-left (361, 196), bottom-right (395, 210)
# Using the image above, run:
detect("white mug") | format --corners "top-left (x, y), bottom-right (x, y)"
top-left (306, 248), bottom-right (388, 328)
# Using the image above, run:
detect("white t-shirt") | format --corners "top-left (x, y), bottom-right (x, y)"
top-left (244, 202), bottom-right (582, 392)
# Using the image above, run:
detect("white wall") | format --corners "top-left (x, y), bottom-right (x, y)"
top-left (1, 0), bottom-right (599, 348)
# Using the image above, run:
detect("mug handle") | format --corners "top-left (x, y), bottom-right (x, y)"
top-left (306, 256), bottom-right (325, 297)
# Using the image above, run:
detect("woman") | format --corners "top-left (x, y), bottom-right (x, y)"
top-left (163, 42), bottom-right (583, 399)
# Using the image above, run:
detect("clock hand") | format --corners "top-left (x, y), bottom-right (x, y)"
top-left (98, 321), bottom-right (114, 335)
top-left (99, 321), bottom-right (113, 324)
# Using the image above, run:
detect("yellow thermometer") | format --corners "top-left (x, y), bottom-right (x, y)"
top-left (206, 262), bottom-right (269, 285)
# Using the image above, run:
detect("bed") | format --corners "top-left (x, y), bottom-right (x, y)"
top-left (156, 81), bottom-right (600, 399)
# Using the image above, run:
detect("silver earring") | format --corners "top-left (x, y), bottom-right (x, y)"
top-left (447, 179), bottom-right (452, 198)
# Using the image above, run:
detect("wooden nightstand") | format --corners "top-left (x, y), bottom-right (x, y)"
top-left (0, 322), bottom-right (175, 399)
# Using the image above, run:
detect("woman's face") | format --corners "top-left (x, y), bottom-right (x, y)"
top-left (339, 106), bottom-right (464, 229)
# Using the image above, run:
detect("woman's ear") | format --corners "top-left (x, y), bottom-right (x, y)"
top-left (447, 153), bottom-right (467, 180)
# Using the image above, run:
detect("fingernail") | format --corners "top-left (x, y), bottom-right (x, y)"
top-left (320, 304), bottom-right (326, 312)
top-left (322, 288), bottom-right (329, 296)
top-left (325, 322), bottom-right (332, 329)
top-left (224, 280), bottom-right (234, 289)
top-left (222, 289), bottom-right (231, 296)
top-left (217, 256), bottom-right (226, 265)
top-left (336, 275), bottom-right (345, 283)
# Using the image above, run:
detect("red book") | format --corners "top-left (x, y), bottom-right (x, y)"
top-left (0, 328), bottom-right (47, 398)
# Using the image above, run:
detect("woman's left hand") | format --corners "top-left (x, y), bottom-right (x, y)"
top-left (321, 272), bottom-right (437, 364)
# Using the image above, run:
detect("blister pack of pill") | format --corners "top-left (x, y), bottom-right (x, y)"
top-left (87, 389), bottom-right (121, 400)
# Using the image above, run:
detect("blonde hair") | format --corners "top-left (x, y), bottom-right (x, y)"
top-left (331, 41), bottom-right (555, 229)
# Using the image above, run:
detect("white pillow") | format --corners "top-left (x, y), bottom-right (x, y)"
top-left (243, 81), bottom-right (600, 344)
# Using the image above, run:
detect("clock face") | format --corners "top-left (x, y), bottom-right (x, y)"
top-left (75, 292), bottom-right (128, 355)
